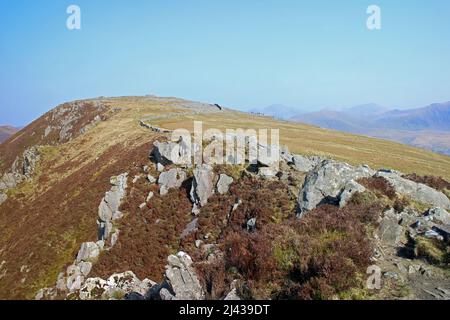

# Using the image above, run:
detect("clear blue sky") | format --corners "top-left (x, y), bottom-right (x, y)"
top-left (1, 0), bottom-right (450, 126)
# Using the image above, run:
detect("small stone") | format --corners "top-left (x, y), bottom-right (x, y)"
top-left (147, 174), bottom-right (157, 184)
top-left (247, 218), bottom-right (257, 232)
top-left (146, 191), bottom-right (154, 203)
top-left (424, 229), bottom-right (443, 241)
top-left (132, 175), bottom-right (140, 184)
top-left (195, 240), bottom-right (203, 248)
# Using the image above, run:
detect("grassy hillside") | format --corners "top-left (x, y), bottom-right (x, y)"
top-left (0, 95), bottom-right (449, 299)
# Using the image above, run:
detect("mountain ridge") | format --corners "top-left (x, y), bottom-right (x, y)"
top-left (1, 95), bottom-right (450, 300)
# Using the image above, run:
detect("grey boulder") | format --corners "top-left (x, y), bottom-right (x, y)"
top-left (164, 251), bottom-right (205, 300)
top-left (76, 242), bottom-right (101, 263)
top-left (158, 168), bottom-right (186, 196)
top-left (375, 171), bottom-right (450, 210)
top-left (216, 174), bottom-right (233, 195)
top-left (298, 160), bottom-right (374, 214)
top-left (190, 164), bottom-right (215, 207)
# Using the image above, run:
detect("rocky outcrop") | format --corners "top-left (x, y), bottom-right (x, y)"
top-left (36, 173), bottom-right (129, 299)
top-left (44, 251), bottom-right (204, 301)
top-left (76, 242), bottom-right (102, 263)
top-left (190, 164), bottom-right (215, 214)
top-left (98, 173), bottom-right (128, 241)
top-left (376, 171), bottom-right (450, 210)
top-left (46, 100), bottom-right (108, 143)
top-left (0, 147), bottom-right (40, 191)
top-left (297, 160), bottom-right (374, 215)
top-left (158, 168), bottom-right (186, 196)
top-left (162, 251), bottom-right (205, 300)
top-left (151, 139), bottom-right (193, 167)
top-left (76, 271), bottom-right (156, 300)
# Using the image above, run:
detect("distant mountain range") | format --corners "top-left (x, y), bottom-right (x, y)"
top-left (0, 126), bottom-right (19, 143)
top-left (252, 102), bottom-right (450, 156)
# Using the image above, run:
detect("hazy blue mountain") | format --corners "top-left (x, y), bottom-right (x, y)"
top-left (0, 125), bottom-right (19, 143)
top-left (290, 101), bottom-right (450, 156)
top-left (373, 102), bottom-right (450, 131)
top-left (344, 103), bottom-right (390, 117)
top-left (291, 110), bottom-right (368, 133)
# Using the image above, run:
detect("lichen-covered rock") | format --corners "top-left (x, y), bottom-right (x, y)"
top-left (376, 171), bottom-right (450, 210)
top-left (158, 168), bottom-right (186, 195)
top-left (298, 160), bottom-right (374, 215)
top-left (105, 271), bottom-right (155, 299)
top-left (216, 174), bottom-right (233, 195)
top-left (164, 252), bottom-right (205, 300)
top-left (190, 164), bottom-right (215, 207)
top-left (78, 277), bottom-right (108, 300)
top-left (77, 272), bottom-right (156, 300)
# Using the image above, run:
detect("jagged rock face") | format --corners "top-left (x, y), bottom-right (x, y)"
top-left (46, 100), bottom-right (107, 143)
top-left (376, 171), bottom-right (450, 210)
top-left (163, 252), bottom-right (205, 300)
top-left (158, 168), bottom-right (187, 195)
top-left (190, 164), bottom-right (215, 207)
top-left (0, 147), bottom-right (40, 191)
top-left (98, 174), bottom-right (128, 223)
top-left (298, 160), bottom-right (374, 214)
top-left (216, 174), bottom-right (233, 195)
